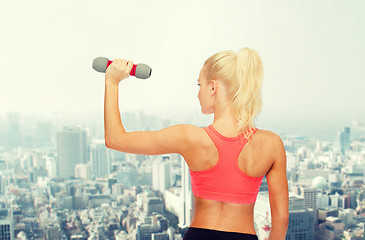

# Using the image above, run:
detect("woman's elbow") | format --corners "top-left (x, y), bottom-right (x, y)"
top-left (105, 138), bottom-right (113, 149)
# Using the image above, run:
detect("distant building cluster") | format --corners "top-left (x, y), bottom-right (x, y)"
top-left (0, 111), bottom-right (364, 239)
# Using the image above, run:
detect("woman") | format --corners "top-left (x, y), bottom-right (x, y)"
top-left (104, 48), bottom-right (289, 240)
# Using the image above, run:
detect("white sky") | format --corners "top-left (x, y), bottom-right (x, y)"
top-left (1, 0), bottom-right (364, 139)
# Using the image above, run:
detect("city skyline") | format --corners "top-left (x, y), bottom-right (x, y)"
top-left (1, 108), bottom-right (364, 143)
top-left (0, 105), bottom-right (363, 239)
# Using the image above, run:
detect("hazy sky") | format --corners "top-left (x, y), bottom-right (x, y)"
top-left (1, 0), bottom-right (364, 139)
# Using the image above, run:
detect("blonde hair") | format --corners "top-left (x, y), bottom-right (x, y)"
top-left (204, 47), bottom-right (263, 142)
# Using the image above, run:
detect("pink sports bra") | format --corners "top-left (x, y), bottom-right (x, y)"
top-left (189, 124), bottom-right (264, 204)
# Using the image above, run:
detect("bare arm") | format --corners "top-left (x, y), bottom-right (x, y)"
top-left (266, 133), bottom-right (289, 240)
top-left (104, 59), bottom-right (195, 156)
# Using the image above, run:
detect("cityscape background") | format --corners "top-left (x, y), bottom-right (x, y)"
top-left (0, 110), bottom-right (365, 239)
top-left (1, 0), bottom-right (365, 240)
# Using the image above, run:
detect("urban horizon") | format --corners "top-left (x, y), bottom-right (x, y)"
top-left (0, 105), bottom-right (364, 239)
top-left (1, 108), bottom-right (364, 143)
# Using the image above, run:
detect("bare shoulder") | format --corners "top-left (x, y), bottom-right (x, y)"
top-left (255, 129), bottom-right (284, 149)
top-left (174, 123), bottom-right (204, 142)
top-left (179, 123), bottom-right (219, 150)
top-left (255, 129), bottom-right (281, 140)
top-left (263, 130), bottom-right (285, 156)
top-left (257, 129), bottom-right (287, 173)
top-left (254, 129), bottom-right (286, 165)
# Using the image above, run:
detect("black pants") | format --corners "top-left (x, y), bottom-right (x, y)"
top-left (183, 227), bottom-right (258, 240)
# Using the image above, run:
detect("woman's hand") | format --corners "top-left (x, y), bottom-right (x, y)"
top-left (105, 59), bottom-right (134, 85)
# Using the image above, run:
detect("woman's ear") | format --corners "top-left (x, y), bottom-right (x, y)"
top-left (210, 79), bottom-right (218, 95)
top-left (210, 79), bottom-right (216, 90)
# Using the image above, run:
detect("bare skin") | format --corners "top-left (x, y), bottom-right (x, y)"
top-left (183, 124), bottom-right (276, 235)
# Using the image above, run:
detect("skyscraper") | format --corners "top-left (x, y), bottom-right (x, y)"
top-left (0, 208), bottom-right (14, 240)
top-left (341, 127), bottom-right (351, 154)
top-left (287, 194), bottom-right (315, 240)
top-left (56, 127), bottom-right (88, 179)
top-left (152, 156), bottom-right (172, 196)
top-left (90, 139), bottom-right (111, 178)
top-left (333, 127), bottom-right (351, 154)
top-left (178, 156), bottom-right (194, 229)
top-left (7, 112), bottom-right (21, 149)
top-left (293, 185), bottom-right (318, 225)
top-left (254, 192), bottom-right (272, 239)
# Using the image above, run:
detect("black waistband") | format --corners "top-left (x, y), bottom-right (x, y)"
top-left (184, 227), bottom-right (258, 240)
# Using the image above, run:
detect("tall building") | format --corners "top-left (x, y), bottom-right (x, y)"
top-left (7, 112), bottom-right (21, 149)
top-left (151, 159), bottom-right (160, 187)
top-left (333, 127), bottom-right (351, 154)
top-left (0, 208), bottom-right (14, 240)
top-left (293, 185), bottom-right (318, 225)
top-left (254, 192), bottom-right (272, 239)
top-left (286, 194), bottom-right (315, 240)
top-left (90, 139), bottom-right (111, 178)
top-left (46, 157), bottom-right (57, 179)
top-left (152, 156), bottom-right (172, 196)
top-left (178, 156), bottom-right (194, 229)
top-left (341, 127), bottom-right (351, 154)
top-left (30, 150), bottom-right (47, 169)
top-left (57, 127), bottom-right (88, 179)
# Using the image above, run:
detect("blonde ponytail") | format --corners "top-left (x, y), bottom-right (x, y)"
top-left (204, 47), bottom-right (263, 142)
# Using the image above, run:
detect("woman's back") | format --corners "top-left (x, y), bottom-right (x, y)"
top-left (103, 47), bottom-right (289, 239)
top-left (182, 123), bottom-right (277, 235)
